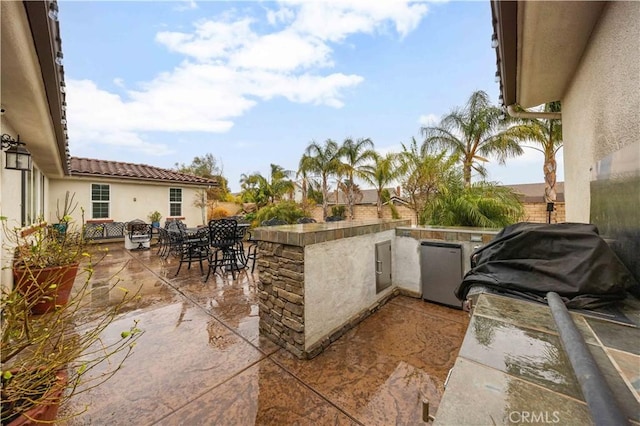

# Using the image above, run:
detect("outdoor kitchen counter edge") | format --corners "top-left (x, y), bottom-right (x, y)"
top-left (251, 219), bottom-right (411, 247)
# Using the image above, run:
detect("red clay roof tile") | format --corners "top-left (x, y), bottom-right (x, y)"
top-left (69, 157), bottom-right (219, 186)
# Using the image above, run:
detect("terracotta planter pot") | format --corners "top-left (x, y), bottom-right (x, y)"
top-left (13, 263), bottom-right (79, 314)
top-left (3, 370), bottom-right (68, 426)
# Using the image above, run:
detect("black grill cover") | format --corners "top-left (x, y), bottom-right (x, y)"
top-left (456, 222), bottom-right (639, 309)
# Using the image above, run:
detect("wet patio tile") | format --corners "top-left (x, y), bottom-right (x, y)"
top-left (458, 315), bottom-right (583, 400)
top-left (388, 295), bottom-right (470, 325)
top-left (271, 299), bottom-right (468, 424)
top-left (473, 294), bottom-right (599, 345)
top-left (65, 301), bottom-right (266, 425)
top-left (434, 358), bottom-right (592, 425)
top-left (608, 348), bottom-right (640, 395)
top-left (588, 345), bottom-right (640, 421)
top-left (586, 317), bottom-right (640, 355)
top-left (63, 244), bottom-right (470, 424)
top-left (162, 359), bottom-right (357, 425)
top-left (165, 269), bottom-right (279, 354)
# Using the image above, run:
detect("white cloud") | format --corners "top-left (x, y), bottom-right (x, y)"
top-left (418, 113), bottom-right (439, 127)
top-left (68, 1), bottom-right (431, 157)
top-left (156, 18), bottom-right (256, 62)
top-left (266, 7), bottom-right (295, 26)
top-left (230, 31), bottom-right (333, 71)
top-left (285, 0), bottom-right (430, 41)
top-left (174, 0), bottom-right (198, 12)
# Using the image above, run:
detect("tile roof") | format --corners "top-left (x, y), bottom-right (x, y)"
top-left (69, 157), bottom-right (219, 186)
top-left (504, 182), bottom-right (565, 202)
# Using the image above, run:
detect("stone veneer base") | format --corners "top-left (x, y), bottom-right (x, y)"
top-left (254, 220), bottom-right (411, 360)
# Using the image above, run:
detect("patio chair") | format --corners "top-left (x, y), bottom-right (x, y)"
top-left (260, 218), bottom-right (287, 226)
top-left (124, 220), bottom-right (152, 250)
top-left (165, 227), bottom-right (186, 258)
top-left (205, 218), bottom-right (241, 281)
top-left (175, 227), bottom-right (209, 276)
top-left (244, 230), bottom-right (258, 273)
top-left (156, 227), bottom-right (172, 258)
top-left (297, 217), bottom-right (316, 224)
top-left (325, 215), bottom-right (344, 222)
top-left (233, 223), bottom-right (251, 267)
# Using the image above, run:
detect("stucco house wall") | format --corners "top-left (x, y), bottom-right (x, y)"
top-left (49, 178), bottom-right (209, 227)
top-left (562, 1), bottom-right (640, 222)
top-left (1, 1), bottom-right (64, 288)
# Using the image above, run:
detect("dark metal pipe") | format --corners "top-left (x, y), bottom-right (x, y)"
top-left (546, 292), bottom-right (629, 426)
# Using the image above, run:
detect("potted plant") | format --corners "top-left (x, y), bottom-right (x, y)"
top-left (52, 191), bottom-right (78, 235)
top-left (148, 211), bottom-right (162, 228)
top-left (1, 216), bottom-right (143, 424)
top-left (8, 202), bottom-right (89, 315)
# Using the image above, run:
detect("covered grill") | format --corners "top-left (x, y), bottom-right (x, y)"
top-left (457, 222), bottom-right (640, 309)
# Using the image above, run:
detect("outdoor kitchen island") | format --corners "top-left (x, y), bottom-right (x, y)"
top-left (252, 219), bottom-right (410, 359)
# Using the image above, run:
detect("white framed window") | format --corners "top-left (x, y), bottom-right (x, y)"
top-left (169, 188), bottom-right (182, 216)
top-left (91, 183), bottom-right (110, 219)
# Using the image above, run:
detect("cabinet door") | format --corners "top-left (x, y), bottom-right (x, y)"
top-left (375, 241), bottom-right (392, 293)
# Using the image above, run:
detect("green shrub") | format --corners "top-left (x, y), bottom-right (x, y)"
top-left (208, 206), bottom-right (230, 220)
top-left (255, 201), bottom-right (305, 225)
top-left (331, 205), bottom-right (346, 218)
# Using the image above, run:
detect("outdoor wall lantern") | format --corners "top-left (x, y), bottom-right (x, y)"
top-left (1, 134), bottom-right (32, 171)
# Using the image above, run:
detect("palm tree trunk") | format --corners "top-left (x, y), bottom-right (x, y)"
top-left (463, 161), bottom-right (472, 187)
top-left (301, 177), bottom-right (307, 204)
top-left (322, 176), bottom-right (328, 220)
top-left (544, 155), bottom-right (557, 203)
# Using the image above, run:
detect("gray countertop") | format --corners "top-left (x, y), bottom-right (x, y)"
top-left (252, 219), bottom-right (410, 247)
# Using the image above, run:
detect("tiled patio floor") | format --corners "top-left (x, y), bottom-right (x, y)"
top-left (63, 243), bottom-right (469, 425)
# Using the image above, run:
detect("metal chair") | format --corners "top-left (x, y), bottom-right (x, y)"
top-left (244, 230), bottom-right (258, 273)
top-left (205, 218), bottom-right (241, 281)
top-left (175, 227), bottom-right (209, 276)
top-left (233, 223), bottom-right (251, 267)
top-left (325, 215), bottom-right (344, 222)
top-left (125, 220), bottom-right (152, 250)
top-left (260, 218), bottom-right (287, 226)
top-left (296, 217), bottom-right (317, 224)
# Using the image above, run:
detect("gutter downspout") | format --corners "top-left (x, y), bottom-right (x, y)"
top-left (507, 104), bottom-right (562, 120)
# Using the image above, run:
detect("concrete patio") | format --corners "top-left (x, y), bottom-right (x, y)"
top-left (62, 243), bottom-right (469, 425)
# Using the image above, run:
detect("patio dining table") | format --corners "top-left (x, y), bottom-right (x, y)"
top-left (205, 220), bottom-right (251, 281)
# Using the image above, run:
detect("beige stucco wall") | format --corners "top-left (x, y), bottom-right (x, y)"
top-left (0, 118), bottom-right (52, 288)
top-left (49, 178), bottom-right (209, 227)
top-left (562, 1), bottom-right (640, 222)
top-left (303, 230), bottom-right (396, 349)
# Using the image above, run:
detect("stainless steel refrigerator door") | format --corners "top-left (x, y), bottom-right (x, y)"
top-left (420, 242), bottom-right (463, 308)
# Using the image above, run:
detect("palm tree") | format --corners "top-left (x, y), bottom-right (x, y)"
top-left (421, 90), bottom-right (524, 187)
top-left (361, 153), bottom-right (401, 218)
top-left (300, 139), bottom-right (341, 220)
top-left (508, 102), bottom-right (563, 202)
top-left (239, 172), bottom-right (270, 208)
top-left (296, 157), bottom-right (319, 208)
top-left (268, 164), bottom-right (295, 203)
top-left (398, 138), bottom-right (459, 225)
top-left (338, 138), bottom-right (376, 220)
top-left (240, 164), bottom-right (294, 207)
top-left (425, 180), bottom-right (524, 228)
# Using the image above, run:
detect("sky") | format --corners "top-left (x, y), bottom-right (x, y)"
top-left (59, 0), bottom-right (563, 192)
